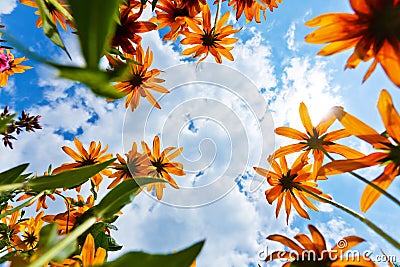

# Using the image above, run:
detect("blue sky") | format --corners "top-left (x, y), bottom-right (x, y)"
top-left (1, 0), bottom-right (400, 266)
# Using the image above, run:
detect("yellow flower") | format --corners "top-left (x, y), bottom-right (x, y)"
top-left (274, 102), bottom-right (364, 180)
top-left (265, 224), bottom-right (376, 266)
top-left (74, 234), bottom-right (106, 267)
top-left (110, 45), bottom-right (169, 112)
top-left (0, 49), bottom-right (32, 87)
top-left (319, 89), bottom-right (400, 212)
top-left (107, 142), bottom-right (151, 189)
top-left (141, 135), bottom-right (185, 199)
top-left (0, 206), bottom-right (24, 251)
top-left (253, 153), bottom-right (330, 223)
top-left (305, 0), bottom-right (400, 87)
top-left (20, 211), bottom-right (45, 250)
top-left (20, 0), bottom-right (74, 30)
top-left (53, 137), bottom-right (113, 191)
top-left (180, 4), bottom-right (240, 65)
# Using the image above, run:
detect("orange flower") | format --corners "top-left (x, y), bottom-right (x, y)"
top-left (181, 0), bottom-right (206, 14)
top-left (112, 3), bottom-right (156, 54)
top-left (107, 142), bottom-right (151, 189)
top-left (53, 138), bottom-right (113, 191)
top-left (274, 103), bottom-right (364, 180)
top-left (253, 154), bottom-right (330, 223)
top-left (319, 89), bottom-right (400, 212)
top-left (20, 211), bottom-right (45, 250)
top-left (305, 0), bottom-right (400, 87)
top-left (141, 135), bottom-right (185, 200)
top-left (42, 195), bottom-right (95, 234)
top-left (20, 0), bottom-right (73, 30)
top-left (180, 4), bottom-right (240, 65)
top-left (111, 45), bottom-right (169, 112)
top-left (0, 49), bottom-right (32, 87)
top-left (229, 0), bottom-right (281, 23)
top-left (74, 234), bottom-right (106, 267)
top-left (151, 0), bottom-right (201, 41)
top-left (265, 224), bottom-right (376, 266)
top-left (0, 206), bottom-right (24, 251)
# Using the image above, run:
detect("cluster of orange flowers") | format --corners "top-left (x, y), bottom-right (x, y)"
top-left (0, 135), bottom-right (185, 264)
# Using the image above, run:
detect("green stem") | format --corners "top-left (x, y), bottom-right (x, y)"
top-left (322, 151), bottom-right (400, 208)
top-left (214, 0), bottom-right (222, 27)
top-left (0, 183), bottom-right (24, 192)
top-left (298, 185), bottom-right (400, 250)
top-left (27, 216), bottom-right (97, 267)
top-left (0, 192), bottom-right (44, 220)
top-left (46, 0), bottom-right (75, 25)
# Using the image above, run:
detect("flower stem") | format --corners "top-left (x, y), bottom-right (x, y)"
top-left (322, 151), bottom-right (400, 208)
top-left (0, 192), bottom-right (44, 220)
top-left (0, 183), bottom-right (24, 192)
top-left (27, 216), bottom-right (97, 267)
top-left (299, 185), bottom-right (400, 250)
top-left (214, 0), bottom-right (222, 27)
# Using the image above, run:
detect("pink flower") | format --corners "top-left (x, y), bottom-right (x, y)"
top-left (0, 50), bottom-right (11, 72)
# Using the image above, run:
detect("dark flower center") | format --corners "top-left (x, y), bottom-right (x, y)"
top-left (305, 128), bottom-right (334, 150)
top-left (151, 157), bottom-right (165, 176)
top-left (280, 171), bottom-right (297, 190)
top-left (174, 7), bottom-right (190, 17)
top-left (201, 31), bottom-right (219, 47)
top-left (369, 3), bottom-right (400, 50)
top-left (130, 73), bottom-right (144, 87)
top-left (23, 231), bottom-right (38, 248)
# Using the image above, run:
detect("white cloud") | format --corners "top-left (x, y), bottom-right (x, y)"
top-left (0, 0), bottom-right (17, 15)
top-left (285, 22), bottom-right (297, 52)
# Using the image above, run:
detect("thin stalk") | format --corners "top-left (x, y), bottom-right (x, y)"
top-left (27, 216), bottom-right (97, 267)
top-left (298, 185), bottom-right (400, 250)
top-left (214, 0), bottom-right (222, 27)
top-left (56, 192), bottom-right (71, 234)
top-left (323, 151), bottom-right (400, 207)
top-left (0, 192), bottom-right (44, 220)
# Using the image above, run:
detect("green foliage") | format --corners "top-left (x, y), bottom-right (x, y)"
top-left (35, 224), bottom-right (76, 263)
top-left (0, 163), bottom-right (29, 186)
top-left (36, 0), bottom-right (70, 57)
top-left (103, 240), bottom-right (205, 267)
top-left (0, 114), bottom-right (14, 133)
top-left (27, 158), bottom-right (115, 191)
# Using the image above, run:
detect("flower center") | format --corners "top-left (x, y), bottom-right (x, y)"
top-left (306, 128), bottom-right (333, 150)
top-left (130, 73), bottom-right (144, 87)
top-left (23, 230), bottom-right (38, 248)
top-left (201, 31), bottom-right (219, 48)
top-left (151, 157), bottom-right (165, 176)
top-left (280, 171), bottom-right (297, 190)
top-left (0, 52), bottom-right (11, 72)
top-left (174, 7), bottom-right (190, 17)
top-left (369, 3), bottom-right (400, 48)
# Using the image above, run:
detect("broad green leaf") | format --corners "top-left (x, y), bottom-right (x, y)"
top-left (26, 158), bottom-right (115, 191)
top-left (0, 114), bottom-right (14, 133)
top-left (0, 163), bottom-right (29, 185)
top-left (52, 64), bottom-right (126, 99)
top-left (34, 224), bottom-right (76, 262)
top-left (91, 178), bottom-right (163, 219)
top-left (68, 0), bottom-right (125, 69)
top-left (103, 240), bottom-right (204, 267)
top-left (36, 0), bottom-right (70, 58)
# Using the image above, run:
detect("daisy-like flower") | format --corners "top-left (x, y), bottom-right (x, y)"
top-left (265, 224), bottom-right (376, 266)
top-left (42, 195), bottom-right (95, 234)
top-left (17, 172), bottom-right (60, 212)
top-left (319, 89), bottom-right (400, 212)
top-left (20, 0), bottom-right (74, 30)
top-left (20, 211), bottom-right (44, 250)
top-left (53, 137), bottom-right (113, 191)
top-left (253, 154), bottom-right (331, 223)
top-left (141, 135), bottom-right (185, 200)
top-left (0, 206), bottom-right (24, 251)
top-left (110, 45), bottom-right (169, 112)
top-left (111, 3), bottom-right (156, 54)
top-left (273, 103), bottom-right (364, 180)
top-left (151, 0), bottom-right (201, 41)
top-left (0, 49), bottom-right (32, 87)
top-left (74, 234), bottom-right (106, 267)
top-left (305, 0), bottom-right (400, 87)
top-left (180, 4), bottom-right (240, 65)
top-left (229, 0), bottom-right (281, 23)
top-left (107, 142), bottom-right (151, 189)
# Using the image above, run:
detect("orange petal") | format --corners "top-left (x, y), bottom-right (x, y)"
top-left (308, 225), bottom-right (327, 254)
top-left (267, 234), bottom-right (304, 254)
top-left (273, 144), bottom-right (308, 158)
top-left (323, 144), bottom-right (365, 159)
top-left (377, 89), bottom-right (400, 143)
top-left (378, 41), bottom-right (400, 87)
top-left (299, 102), bottom-right (314, 135)
top-left (275, 126), bottom-right (308, 140)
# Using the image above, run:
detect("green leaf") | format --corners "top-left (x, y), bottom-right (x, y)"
top-left (26, 158), bottom-right (115, 191)
top-left (68, 0), bottom-right (125, 69)
top-left (36, 0), bottom-right (70, 58)
top-left (0, 114), bottom-right (14, 133)
top-left (93, 178), bottom-right (163, 219)
top-left (0, 163), bottom-right (29, 185)
top-left (52, 64), bottom-right (126, 99)
top-left (34, 224), bottom-right (76, 262)
top-left (103, 240), bottom-right (204, 267)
